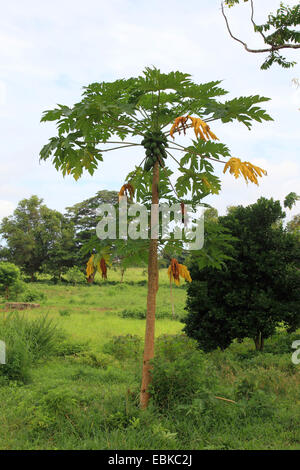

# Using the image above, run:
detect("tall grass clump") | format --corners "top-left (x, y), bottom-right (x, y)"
top-left (0, 313), bottom-right (64, 383)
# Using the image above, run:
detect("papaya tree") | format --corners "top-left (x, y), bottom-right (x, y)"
top-left (40, 67), bottom-right (272, 408)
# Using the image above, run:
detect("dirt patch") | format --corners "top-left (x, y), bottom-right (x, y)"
top-left (5, 302), bottom-right (40, 310)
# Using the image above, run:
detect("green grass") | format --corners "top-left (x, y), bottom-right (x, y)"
top-left (0, 268), bottom-right (299, 450)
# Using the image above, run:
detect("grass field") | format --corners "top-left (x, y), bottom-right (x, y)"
top-left (0, 268), bottom-right (299, 450)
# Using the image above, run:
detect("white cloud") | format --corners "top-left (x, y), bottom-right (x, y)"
top-left (0, 200), bottom-right (15, 220)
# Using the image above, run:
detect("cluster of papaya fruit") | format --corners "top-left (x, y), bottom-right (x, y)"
top-left (141, 131), bottom-right (169, 171)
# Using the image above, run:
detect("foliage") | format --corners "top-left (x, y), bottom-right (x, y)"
top-left (183, 197), bottom-right (300, 351)
top-left (67, 351), bottom-right (116, 369)
top-left (103, 334), bottom-right (142, 360)
top-left (65, 190), bottom-right (119, 265)
top-left (286, 214), bottom-right (300, 240)
top-left (7, 279), bottom-right (27, 301)
top-left (120, 307), bottom-right (181, 320)
top-left (40, 67), bottom-right (272, 267)
top-left (0, 276), bottom-right (299, 449)
top-left (0, 313), bottom-right (62, 382)
top-left (155, 334), bottom-right (199, 362)
top-left (284, 192), bottom-right (299, 210)
top-left (0, 196), bottom-right (75, 279)
top-left (223, 1), bottom-right (300, 69)
top-left (0, 262), bottom-right (21, 299)
top-left (149, 336), bottom-right (206, 410)
top-left (21, 286), bottom-right (46, 302)
top-left (39, 66), bottom-right (273, 409)
top-left (64, 266), bottom-right (86, 285)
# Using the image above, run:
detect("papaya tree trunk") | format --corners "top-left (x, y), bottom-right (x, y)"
top-left (170, 278), bottom-right (175, 319)
top-left (87, 271), bottom-right (95, 284)
top-left (140, 160), bottom-right (159, 409)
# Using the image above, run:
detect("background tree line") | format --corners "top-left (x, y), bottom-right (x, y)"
top-left (0, 191), bottom-right (120, 281)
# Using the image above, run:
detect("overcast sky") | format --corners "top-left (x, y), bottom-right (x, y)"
top-left (0, 0), bottom-right (299, 223)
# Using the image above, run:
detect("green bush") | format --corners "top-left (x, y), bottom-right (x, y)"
top-left (237, 389), bottom-right (276, 419)
top-left (120, 308), bottom-right (182, 320)
top-left (7, 279), bottom-right (27, 301)
top-left (59, 309), bottom-right (71, 317)
top-left (5, 280), bottom-right (46, 303)
top-left (264, 332), bottom-right (300, 355)
top-left (64, 267), bottom-right (86, 285)
top-left (67, 351), bottom-right (116, 369)
top-left (155, 334), bottom-right (198, 362)
top-left (52, 339), bottom-right (89, 357)
top-left (103, 334), bottom-right (142, 360)
top-left (21, 286), bottom-right (46, 303)
top-left (121, 309), bottom-right (146, 320)
top-left (149, 345), bottom-right (206, 410)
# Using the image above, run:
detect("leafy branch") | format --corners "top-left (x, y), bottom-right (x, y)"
top-left (222, 1), bottom-right (300, 69)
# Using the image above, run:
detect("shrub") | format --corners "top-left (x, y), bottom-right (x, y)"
top-left (21, 286), bottom-right (46, 302)
top-left (0, 262), bottom-right (21, 299)
top-left (103, 334), bottom-right (142, 360)
top-left (68, 351), bottom-right (116, 369)
top-left (64, 267), bottom-right (86, 285)
top-left (7, 279), bottom-right (27, 301)
top-left (237, 389), bottom-right (276, 419)
top-left (59, 309), bottom-right (71, 317)
top-left (52, 339), bottom-right (89, 357)
top-left (263, 332), bottom-right (300, 355)
top-left (155, 334), bottom-right (198, 362)
top-left (120, 308), bottom-right (182, 320)
top-left (121, 309), bottom-right (146, 320)
top-left (149, 350), bottom-right (206, 410)
top-left (40, 387), bottom-right (79, 416)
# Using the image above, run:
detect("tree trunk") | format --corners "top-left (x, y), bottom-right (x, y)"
top-left (87, 271), bottom-right (95, 284)
top-left (170, 279), bottom-right (175, 319)
top-left (120, 268), bottom-right (125, 283)
top-left (140, 160), bottom-right (159, 409)
top-left (260, 335), bottom-right (264, 351)
top-left (254, 332), bottom-right (264, 351)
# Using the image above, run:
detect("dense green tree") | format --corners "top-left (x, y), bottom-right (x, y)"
top-left (183, 197), bottom-right (300, 351)
top-left (222, 1), bottom-right (300, 69)
top-left (0, 196), bottom-right (75, 280)
top-left (44, 216), bottom-right (77, 281)
top-left (65, 190), bottom-right (118, 264)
